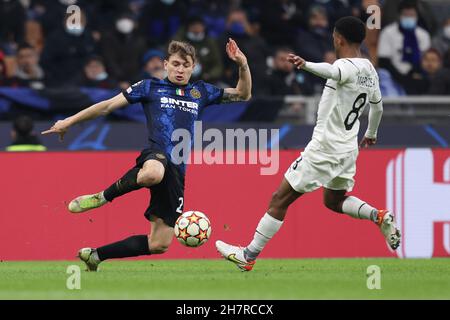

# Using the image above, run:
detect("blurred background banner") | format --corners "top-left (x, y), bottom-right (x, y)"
top-left (1, 121), bottom-right (449, 151)
top-left (0, 149), bottom-right (448, 261)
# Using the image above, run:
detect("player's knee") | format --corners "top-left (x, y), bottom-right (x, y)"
top-left (138, 170), bottom-right (164, 187)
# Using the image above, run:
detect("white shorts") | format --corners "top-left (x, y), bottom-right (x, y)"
top-left (284, 147), bottom-right (359, 194)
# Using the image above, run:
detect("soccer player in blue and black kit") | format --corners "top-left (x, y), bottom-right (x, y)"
top-left (42, 39), bottom-right (252, 271)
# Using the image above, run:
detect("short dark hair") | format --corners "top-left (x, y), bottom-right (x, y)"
top-left (13, 115), bottom-right (34, 137)
top-left (85, 55), bottom-right (105, 66)
top-left (398, 0), bottom-right (417, 13)
top-left (167, 41), bottom-right (196, 63)
top-left (187, 15), bottom-right (205, 27)
top-left (274, 46), bottom-right (294, 55)
top-left (423, 48), bottom-right (442, 60)
top-left (334, 16), bottom-right (366, 44)
top-left (17, 42), bottom-right (34, 52)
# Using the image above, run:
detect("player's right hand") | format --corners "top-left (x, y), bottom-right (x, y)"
top-left (41, 119), bottom-right (70, 142)
top-left (287, 54), bottom-right (306, 70)
top-left (359, 137), bottom-right (377, 149)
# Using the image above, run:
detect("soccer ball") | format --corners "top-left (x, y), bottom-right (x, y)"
top-left (174, 211), bottom-right (212, 247)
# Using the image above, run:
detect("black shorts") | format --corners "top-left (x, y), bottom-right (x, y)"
top-left (134, 148), bottom-right (185, 228)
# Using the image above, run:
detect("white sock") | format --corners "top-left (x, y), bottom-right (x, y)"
top-left (342, 196), bottom-right (378, 222)
top-left (245, 213), bottom-right (283, 261)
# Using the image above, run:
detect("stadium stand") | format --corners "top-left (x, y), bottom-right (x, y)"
top-left (0, 0), bottom-right (449, 149)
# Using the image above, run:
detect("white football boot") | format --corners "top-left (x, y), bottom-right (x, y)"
top-left (78, 248), bottom-right (101, 272)
top-left (376, 210), bottom-right (401, 250)
top-left (68, 192), bottom-right (107, 213)
top-left (216, 240), bottom-right (256, 272)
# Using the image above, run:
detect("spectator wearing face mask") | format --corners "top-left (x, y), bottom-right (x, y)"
top-left (8, 43), bottom-right (45, 90)
top-left (138, 49), bottom-right (166, 80)
top-left (185, 0), bottom-right (229, 38)
top-left (259, 0), bottom-right (303, 46)
top-left (78, 56), bottom-right (117, 89)
top-left (295, 5), bottom-right (333, 63)
top-left (221, 8), bottom-right (270, 95)
top-left (173, 16), bottom-right (223, 82)
top-left (83, 0), bottom-right (132, 32)
top-left (31, 0), bottom-right (85, 38)
top-left (100, 13), bottom-right (146, 89)
top-left (307, 0), bottom-right (356, 29)
top-left (40, 10), bottom-right (97, 87)
top-left (381, 0), bottom-right (438, 36)
top-left (139, 0), bottom-right (188, 48)
top-left (378, 0), bottom-right (431, 94)
top-left (432, 18), bottom-right (450, 68)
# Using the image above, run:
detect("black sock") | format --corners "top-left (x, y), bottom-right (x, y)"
top-left (103, 168), bottom-right (141, 202)
top-left (96, 235), bottom-right (151, 261)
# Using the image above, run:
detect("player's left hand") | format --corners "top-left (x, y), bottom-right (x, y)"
top-left (226, 38), bottom-right (248, 68)
top-left (287, 54), bottom-right (306, 70)
top-left (359, 137), bottom-right (377, 149)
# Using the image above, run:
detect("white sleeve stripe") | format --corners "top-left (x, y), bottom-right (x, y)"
top-left (325, 84), bottom-right (336, 90)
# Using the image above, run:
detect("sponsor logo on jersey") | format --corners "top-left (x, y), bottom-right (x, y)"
top-left (160, 97), bottom-right (199, 114)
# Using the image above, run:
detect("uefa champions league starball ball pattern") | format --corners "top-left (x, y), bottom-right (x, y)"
top-left (174, 211), bottom-right (212, 247)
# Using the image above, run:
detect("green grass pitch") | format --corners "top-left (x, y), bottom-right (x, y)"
top-left (0, 259), bottom-right (449, 300)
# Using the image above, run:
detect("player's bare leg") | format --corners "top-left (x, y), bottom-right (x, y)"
top-left (216, 178), bottom-right (302, 271)
top-left (78, 217), bottom-right (173, 272)
top-left (68, 160), bottom-right (165, 213)
top-left (147, 218), bottom-right (173, 254)
top-left (323, 188), bottom-right (401, 250)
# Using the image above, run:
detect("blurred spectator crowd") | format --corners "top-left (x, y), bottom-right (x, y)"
top-left (0, 0), bottom-right (449, 101)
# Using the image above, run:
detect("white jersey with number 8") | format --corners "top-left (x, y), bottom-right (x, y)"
top-left (308, 58), bottom-right (382, 154)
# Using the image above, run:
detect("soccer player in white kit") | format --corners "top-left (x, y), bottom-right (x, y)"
top-left (216, 17), bottom-right (401, 271)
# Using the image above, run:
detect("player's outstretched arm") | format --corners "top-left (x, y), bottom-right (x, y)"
top-left (287, 54), bottom-right (341, 82)
top-left (41, 93), bottom-right (129, 141)
top-left (222, 38), bottom-right (252, 103)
